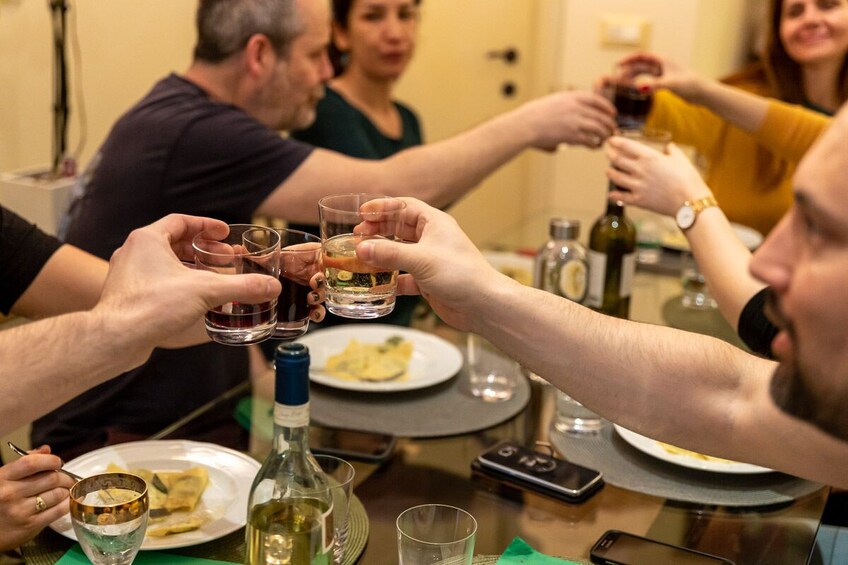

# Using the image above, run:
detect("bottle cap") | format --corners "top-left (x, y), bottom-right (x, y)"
top-left (274, 342), bottom-right (310, 406)
top-left (549, 218), bottom-right (580, 240)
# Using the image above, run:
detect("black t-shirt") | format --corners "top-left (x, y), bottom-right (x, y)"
top-left (737, 287), bottom-right (778, 359)
top-left (0, 206), bottom-right (62, 315)
top-left (36, 74), bottom-right (314, 457)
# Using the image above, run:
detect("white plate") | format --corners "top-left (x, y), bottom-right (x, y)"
top-left (51, 440), bottom-right (260, 550)
top-left (661, 222), bottom-right (763, 252)
top-left (482, 250), bottom-right (535, 286)
top-left (614, 425), bottom-right (772, 474)
top-left (298, 325), bottom-right (463, 392)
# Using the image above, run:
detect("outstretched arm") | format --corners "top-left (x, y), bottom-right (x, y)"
top-left (613, 52), bottom-right (771, 132)
top-left (257, 90), bottom-right (617, 224)
top-left (604, 136), bottom-right (765, 328)
top-left (353, 198), bottom-right (848, 488)
top-left (0, 215), bottom-right (282, 436)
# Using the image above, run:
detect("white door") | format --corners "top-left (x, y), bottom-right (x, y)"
top-left (394, 0), bottom-right (542, 245)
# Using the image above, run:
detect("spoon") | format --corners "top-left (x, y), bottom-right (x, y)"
top-left (7, 441), bottom-right (84, 482)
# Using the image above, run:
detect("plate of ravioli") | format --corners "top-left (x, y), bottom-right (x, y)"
top-left (50, 440), bottom-right (260, 549)
top-left (298, 325), bottom-right (463, 392)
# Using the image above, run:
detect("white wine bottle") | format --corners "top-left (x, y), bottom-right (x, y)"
top-left (585, 182), bottom-right (636, 318)
top-left (246, 343), bottom-right (333, 565)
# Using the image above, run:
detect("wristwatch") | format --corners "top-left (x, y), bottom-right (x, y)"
top-left (675, 196), bottom-right (718, 230)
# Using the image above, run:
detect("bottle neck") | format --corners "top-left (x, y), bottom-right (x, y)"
top-left (606, 181), bottom-right (626, 216)
top-left (273, 401), bottom-right (310, 454)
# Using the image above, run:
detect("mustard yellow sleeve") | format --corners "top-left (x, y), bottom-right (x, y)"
top-left (646, 90), bottom-right (726, 156)
top-left (754, 100), bottom-right (831, 162)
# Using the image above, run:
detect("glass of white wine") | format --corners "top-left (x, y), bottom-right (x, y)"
top-left (69, 472), bottom-right (149, 565)
top-left (318, 193), bottom-right (406, 319)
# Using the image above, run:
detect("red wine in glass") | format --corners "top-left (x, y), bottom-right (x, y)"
top-left (614, 84), bottom-right (653, 130)
top-left (207, 301), bottom-right (274, 329)
top-left (276, 276), bottom-right (311, 328)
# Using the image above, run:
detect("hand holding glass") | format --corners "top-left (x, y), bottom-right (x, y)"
top-left (69, 472), bottom-right (149, 565)
top-left (319, 194), bottom-right (406, 319)
top-left (193, 224), bottom-right (280, 345)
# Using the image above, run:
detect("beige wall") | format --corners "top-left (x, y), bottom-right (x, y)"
top-left (546, 0), bottom-right (753, 234)
top-left (0, 1), bottom-right (195, 173)
top-left (1, 1), bottom-right (757, 240)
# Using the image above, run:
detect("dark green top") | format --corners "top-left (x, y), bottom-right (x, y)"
top-left (292, 85), bottom-right (423, 159)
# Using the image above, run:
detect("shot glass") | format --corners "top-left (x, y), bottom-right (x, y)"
top-left (608, 65), bottom-right (654, 130)
top-left (271, 229), bottom-right (322, 339)
top-left (465, 333), bottom-right (520, 402)
top-left (318, 193), bottom-right (406, 319)
top-left (314, 455), bottom-right (356, 564)
top-left (69, 472), bottom-right (149, 565)
top-left (193, 224), bottom-right (280, 345)
top-left (396, 504), bottom-right (477, 565)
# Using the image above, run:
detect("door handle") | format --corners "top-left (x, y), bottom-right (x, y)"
top-left (486, 47), bottom-right (519, 65)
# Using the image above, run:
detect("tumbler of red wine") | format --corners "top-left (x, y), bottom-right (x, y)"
top-left (271, 228), bottom-right (322, 339)
top-left (608, 65), bottom-right (654, 130)
top-left (193, 224), bottom-right (281, 345)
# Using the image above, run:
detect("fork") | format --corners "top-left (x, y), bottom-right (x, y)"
top-left (7, 441), bottom-right (84, 482)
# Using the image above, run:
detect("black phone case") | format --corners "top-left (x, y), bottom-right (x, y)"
top-left (470, 448), bottom-right (604, 504)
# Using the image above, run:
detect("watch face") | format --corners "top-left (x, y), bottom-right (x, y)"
top-left (676, 206), bottom-right (695, 230)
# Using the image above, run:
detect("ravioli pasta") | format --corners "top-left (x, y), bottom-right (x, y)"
top-left (107, 463), bottom-right (210, 536)
top-left (324, 335), bottom-right (413, 382)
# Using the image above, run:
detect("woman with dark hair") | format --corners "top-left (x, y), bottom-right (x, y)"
top-left (617, 0), bottom-right (848, 236)
top-left (291, 0), bottom-right (423, 327)
top-left (292, 0), bottom-right (422, 161)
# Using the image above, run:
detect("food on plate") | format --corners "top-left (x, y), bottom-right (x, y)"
top-left (656, 442), bottom-right (733, 464)
top-left (108, 463), bottom-right (210, 536)
top-left (323, 335), bottom-right (413, 382)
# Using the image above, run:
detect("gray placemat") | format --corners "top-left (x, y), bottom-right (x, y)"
top-left (549, 421), bottom-right (824, 507)
top-left (310, 352), bottom-right (531, 438)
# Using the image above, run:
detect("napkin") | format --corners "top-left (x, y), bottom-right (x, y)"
top-left (56, 544), bottom-right (238, 565)
top-left (496, 537), bottom-right (582, 564)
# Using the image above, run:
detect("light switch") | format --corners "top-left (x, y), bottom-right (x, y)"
top-left (599, 14), bottom-right (651, 48)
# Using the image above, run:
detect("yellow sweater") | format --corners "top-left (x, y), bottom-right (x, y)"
top-left (647, 89), bottom-right (830, 235)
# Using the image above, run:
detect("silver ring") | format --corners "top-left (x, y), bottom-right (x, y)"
top-left (35, 495), bottom-right (47, 513)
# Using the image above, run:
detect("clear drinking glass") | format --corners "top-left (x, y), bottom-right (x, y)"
top-left (680, 251), bottom-right (717, 310)
top-left (193, 224), bottom-right (281, 345)
top-left (69, 472), bottom-right (149, 565)
top-left (396, 504), bottom-right (477, 565)
top-left (554, 390), bottom-right (603, 435)
top-left (271, 229), bottom-right (322, 339)
top-left (314, 455), bottom-right (356, 564)
top-left (318, 193), bottom-right (406, 319)
top-left (465, 333), bottom-right (520, 402)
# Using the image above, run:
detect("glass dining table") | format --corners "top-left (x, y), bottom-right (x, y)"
top-left (22, 210), bottom-right (831, 565)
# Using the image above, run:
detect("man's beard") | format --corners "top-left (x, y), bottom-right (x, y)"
top-left (766, 290), bottom-right (848, 440)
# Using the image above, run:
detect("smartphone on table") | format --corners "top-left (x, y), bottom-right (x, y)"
top-left (590, 530), bottom-right (735, 565)
top-left (473, 441), bottom-right (603, 502)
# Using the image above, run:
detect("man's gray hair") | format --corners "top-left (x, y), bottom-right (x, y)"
top-left (194, 0), bottom-right (305, 62)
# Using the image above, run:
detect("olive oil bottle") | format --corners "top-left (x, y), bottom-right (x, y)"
top-left (245, 343), bottom-right (333, 565)
top-left (585, 183), bottom-right (636, 318)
